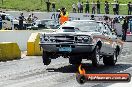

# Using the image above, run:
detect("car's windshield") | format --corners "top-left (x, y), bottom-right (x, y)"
top-left (60, 21), bottom-right (99, 32)
top-left (45, 20), bottom-right (56, 25)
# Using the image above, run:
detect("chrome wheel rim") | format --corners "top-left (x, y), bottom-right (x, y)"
top-left (114, 52), bottom-right (117, 63)
top-left (96, 48), bottom-right (100, 64)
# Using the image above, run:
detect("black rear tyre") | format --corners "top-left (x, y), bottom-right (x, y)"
top-left (103, 50), bottom-right (118, 66)
top-left (42, 51), bottom-right (51, 65)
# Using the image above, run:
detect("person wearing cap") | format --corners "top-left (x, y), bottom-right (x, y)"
top-left (58, 8), bottom-right (69, 25)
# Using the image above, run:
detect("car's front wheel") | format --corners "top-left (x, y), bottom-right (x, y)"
top-left (42, 51), bottom-right (51, 65)
top-left (92, 46), bottom-right (101, 67)
top-left (103, 50), bottom-right (118, 66)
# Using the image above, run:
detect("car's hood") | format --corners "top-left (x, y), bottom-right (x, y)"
top-left (43, 31), bottom-right (101, 36)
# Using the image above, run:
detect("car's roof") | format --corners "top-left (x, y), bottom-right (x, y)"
top-left (61, 20), bottom-right (98, 28)
top-left (0, 13), bottom-right (10, 16)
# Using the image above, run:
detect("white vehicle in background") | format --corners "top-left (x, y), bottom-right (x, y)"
top-left (27, 19), bottom-right (60, 30)
top-left (0, 12), bottom-right (26, 29)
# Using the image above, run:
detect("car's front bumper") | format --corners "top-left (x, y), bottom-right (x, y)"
top-left (39, 42), bottom-right (95, 53)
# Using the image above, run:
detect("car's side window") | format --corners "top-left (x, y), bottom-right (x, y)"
top-left (104, 24), bottom-right (111, 36)
top-left (99, 23), bottom-right (108, 35)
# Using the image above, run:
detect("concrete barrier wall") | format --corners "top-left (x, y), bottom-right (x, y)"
top-left (0, 42), bottom-right (21, 61)
top-left (0, 30), bottom-right (55, 51)
top-left (27, 33), bottom-right (42, 56)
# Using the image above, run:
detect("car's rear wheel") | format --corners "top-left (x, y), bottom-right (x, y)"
top-left (92, 46), bottom-right (101, 67)
top-left (42, 51), bottom-right (51, 65)
top-left (69, 56), bottom-right (82, 65)
top-left (103, 50), bottom-right (118, 66)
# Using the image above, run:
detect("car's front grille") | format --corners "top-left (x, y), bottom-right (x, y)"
top-left (54, 36), bottom-right (75, 43)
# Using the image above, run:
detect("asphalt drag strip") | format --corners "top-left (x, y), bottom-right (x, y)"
top-left (0, 42), bottom-right (131, 87)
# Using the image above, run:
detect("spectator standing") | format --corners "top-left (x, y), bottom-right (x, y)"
top-left (0, 15), bottom-right (2, 30)
top-left (92, 1), bottom-right (96, 14)
top-left (105, 1), bottom-right (109, 14)
top-left (122, 17), bottom-right (129, 41)
top-left (97, 0), bottom-right (100, 14)
top-left (18, 13), bottom-right (25, 30)
top-left (72, 3), bottom-right (76, 13)
top-left (128, 2), bottom-right (132, 15)
top-left (31, 13), bottom-right (38, 22)
top-left (131, 2), bottom-right (132, 15)
top-left (52, 2), bottom-right (56, 12)
top-left (116, 1), bottom-right (119, 15)
top-left (27, 14), bottom-right (32, 24)
top-left (113, 0), bottom-right (117, 15)
top-left (85, 0), bottom-right (89, 13)
top-left (26, 14), bottom-right (32, 28)
top-left (80, 2), bottom-right (84, 13)
top-left (58, 8), bottom-right (69, 25)
top-left (46, 0), bottom-right (51, 12)
top-left (77, 1), bottom-right (81, 13)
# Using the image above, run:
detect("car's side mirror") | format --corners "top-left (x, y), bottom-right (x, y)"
top-left (112, 32), bottom-right (115, 35)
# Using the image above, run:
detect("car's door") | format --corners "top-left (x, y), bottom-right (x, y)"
top-left (97, 23), bottom-right (108, 55)
top-left (103, 24), bottom-right (116, 55)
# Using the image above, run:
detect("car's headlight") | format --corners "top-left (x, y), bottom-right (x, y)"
top-left (44, 36), bottom-right (50, 41)
top-left (76, 36), bottom-right (91, 43)
top-left (44, 36), bottom-right (56, 42)
top-left (49, 37), bottom-right (56, 42)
